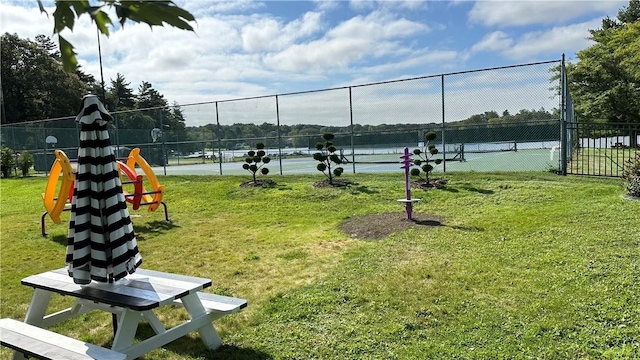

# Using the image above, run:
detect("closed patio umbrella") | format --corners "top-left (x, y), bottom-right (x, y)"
top-left (67, 94), bottom-right (142, 285)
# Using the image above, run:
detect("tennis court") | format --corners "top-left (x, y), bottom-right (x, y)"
top-left (151, 147), bottom-right (558, 176)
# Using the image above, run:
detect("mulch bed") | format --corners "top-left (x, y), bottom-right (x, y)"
top-left (313, 179), bottom-right (352, 188)
top-left (411, 178), bottom-right (448, 191)
top-left (240, 179), bottom-right (276, 188)
top-left (339, 212), bottom-right (443, 240)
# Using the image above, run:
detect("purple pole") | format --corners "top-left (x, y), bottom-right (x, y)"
top-left (400, 147), bottom-right (414, 220)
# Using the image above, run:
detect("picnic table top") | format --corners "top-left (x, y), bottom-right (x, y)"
top-left (21, 268), bottom-right (212, 311)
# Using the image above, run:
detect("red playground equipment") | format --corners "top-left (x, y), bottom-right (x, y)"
top-left (41, 148), bottom-right (169, 236)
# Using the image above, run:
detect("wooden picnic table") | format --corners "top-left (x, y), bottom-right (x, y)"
top-left (9, 268), bottom-right (246, 360)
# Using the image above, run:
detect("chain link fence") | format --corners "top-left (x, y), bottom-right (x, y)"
top-left (2, 60), bottom-right (565, 175)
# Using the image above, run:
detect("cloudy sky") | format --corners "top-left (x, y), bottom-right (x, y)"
top-left (0, 0), bottom-right (627, 126)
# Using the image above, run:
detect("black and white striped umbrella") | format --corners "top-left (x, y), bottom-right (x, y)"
top-left (66, 95), bottom-right (142, 285)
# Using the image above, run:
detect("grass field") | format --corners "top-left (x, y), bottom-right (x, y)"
top-left (1, 172), bottom-right (639, 359)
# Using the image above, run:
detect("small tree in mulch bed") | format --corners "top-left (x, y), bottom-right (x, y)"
top-left (623, 152), bottom-right (640, 197)
top-left (16, 151), bottom-right (34, 177)
top-left (242, 142), bottom-right (271, 185)
top-left (0, 147), bottom-right (15, 178)
top-left (313, 133), bottom-right (344, 186)
top-left (410, 131), bottom-right (445, 189)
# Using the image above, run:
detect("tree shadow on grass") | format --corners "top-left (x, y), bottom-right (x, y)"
top-left (132, 220), bottom-right (179, 240)
top-left (201, 344), bottom-right (273, 360)
top-left (447, 225), bottom-right (485, 232)
top-left (50, 234), bottom-right (67, 246)
top-left (439, 187), bottom-right (459, 193)
top-left (49, 220), bottom-right (178, 244)
top-left (411, 218), bottom-right (443, 227)
top-left (461, 185), bottom-right (494, 194)
top-left (410, 218), bottom-right (484, 232)
top-left (348, 183), bottom-right (378, 195)
top-left (134, 323), bottom-right (272, 360)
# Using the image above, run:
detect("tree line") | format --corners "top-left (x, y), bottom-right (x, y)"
top-left (1, 32), bottom-right (188, 146)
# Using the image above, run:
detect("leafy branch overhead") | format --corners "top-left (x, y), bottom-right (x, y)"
top-left (37, 0), bottom-right (196, 72)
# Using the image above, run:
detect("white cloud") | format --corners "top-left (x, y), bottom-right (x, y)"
top-left (0, 4), bottom-right (55, 40)
top-left (241, 11), bottom-right (323, 52)
top-left (504, 19), bottom-right (601, 60)
top-left (468, 0), bottom-right (626, 27)
top-left (358, 50), bottom-right (459, 77)
top-left (313, 0), bottom-right (341, 12)
top-left (350, 0), bottom-right (428, 12)
top-left (471, 31), bottom-right (513, 53)
top-left (468, 18), bottom-right (600, 61)
top-left (328, 10), bottom-right (428, 39)
top-left (178, 0), bottom-right (266, 16)
top-left (263, 11), bottom-right (429, 73)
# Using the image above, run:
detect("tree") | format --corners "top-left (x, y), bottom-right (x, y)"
top-left (166, 101), bottom-right (187, 145)
top-left (1, 147), bottom-right (15, 178)
top-left (75, 65), bottom-right (103, 96)
top-left (37, 0), bottom-right (195, 72)
top-left (1, 33), bottom-right (89, 123)
top-left (136, 81), bottom-right (167, 110)
top-left (313, 133), bottom-right (344, 185)
top-left (35, 34), bottom-right (59, 56)
top-left (17, 151), bottom-right (35, 176)
top-left (410, 132), bottom-right (442, 184)
top-left (168, 101), bottom-right (186, 130)
top-left (566, 0), bottom-right (640, 130)
top-left (106, 73), bottom-right (135, 110)
top-left (242, 142), bottom-right (271, 185)
top-left (136, 81), bottom-right (172, 129)
top-left (623, 152), bottom-right (640, 196)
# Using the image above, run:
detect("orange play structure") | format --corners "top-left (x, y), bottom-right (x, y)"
top-left (41, 148), bottom-right (169, 236)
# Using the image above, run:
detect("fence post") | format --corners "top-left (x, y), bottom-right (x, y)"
top-left (114, 113), bottom-right (120, 156)
top-left (276, 95), bottom-right (283, 175)
top-left (215, 102), bottom-right (222, 175)
top-left (441, 74), bottom-right (446, 173)
top-left (560, 54), bottom-right (567, 175)
top-left (160, 109), bottom-right (167, 176)
top-left (349, 87), bottom-right (355, 174)
top-left (41, 122), bottom-right (47, 176)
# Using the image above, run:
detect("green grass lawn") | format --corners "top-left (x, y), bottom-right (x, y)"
top-left (1, 172), bottom-right (639, 359)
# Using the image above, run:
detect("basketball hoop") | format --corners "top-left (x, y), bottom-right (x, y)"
top-left (151, 128), bottom-right (162, 143)
top-left (45, 135), bottom-right (58, 147)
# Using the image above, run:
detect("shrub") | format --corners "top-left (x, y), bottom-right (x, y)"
top-left (410, 131), bottom-right (442, 183)
top-left (0, 147), bottom-right (15, 178)
top-left (623, 152), bottom-right (640, 197)
top-left (313, 133), bottom-right (344, 185)
top-left (242, 142), bottom-right (271, 184)
top-left (17, 151), bottom-right (34, 176)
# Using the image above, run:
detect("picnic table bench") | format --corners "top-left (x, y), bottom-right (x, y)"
top-left (0, 318), bottom-right (125, 360)
top-left (2, 268), bottom-right (247, 360)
